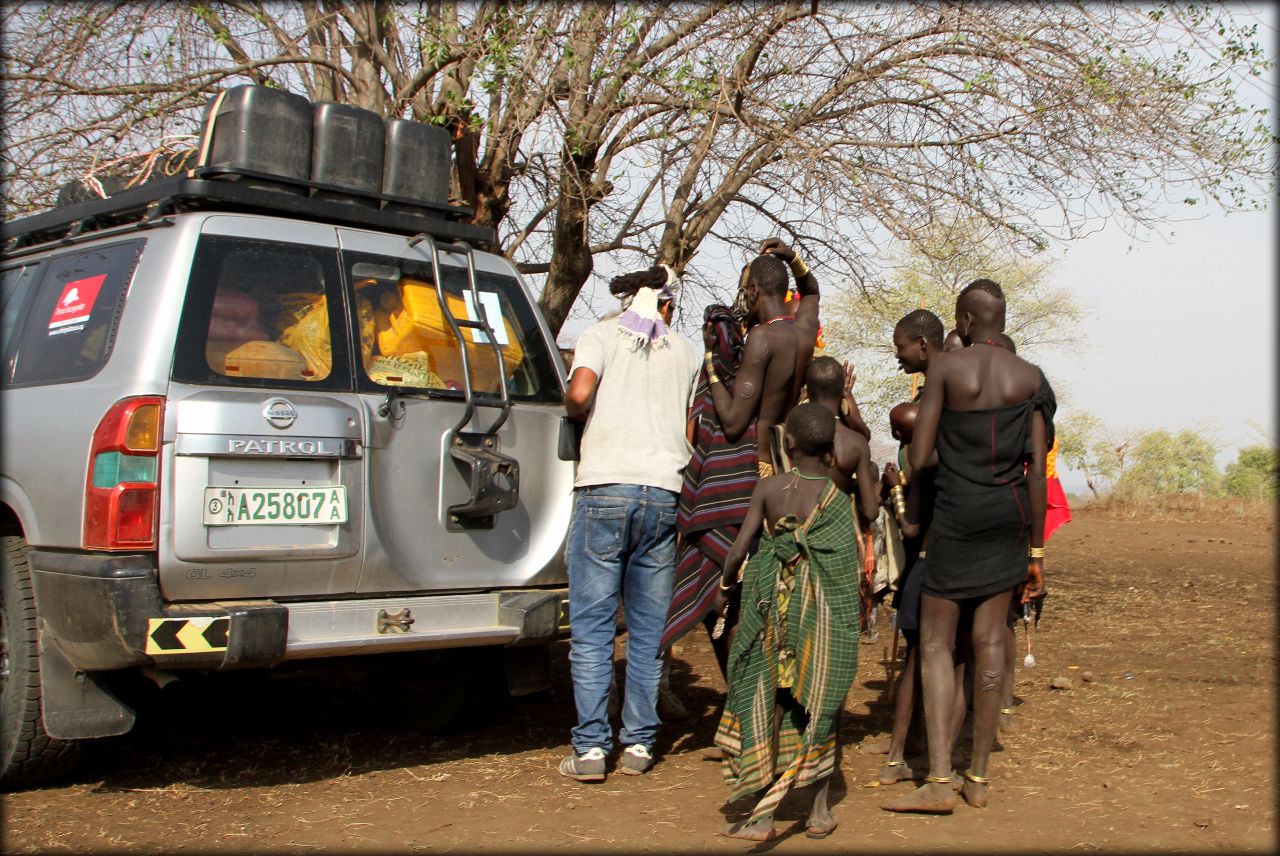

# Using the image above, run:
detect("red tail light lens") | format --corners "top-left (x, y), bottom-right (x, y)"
top-left (84, 396), bottom-right (164, 550)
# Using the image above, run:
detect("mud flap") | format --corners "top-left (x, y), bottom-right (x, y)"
top-left (498, 591), bottom-right (560, 696)
top-left (503, 645), bottom-right (551, 697)
top-left (38, 638), bottom-right (134, 740)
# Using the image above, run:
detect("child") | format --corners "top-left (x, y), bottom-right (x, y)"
top-left (713, 403), bottom-right (861, 841)
top-left (879, 402), bottom-right (934, 782)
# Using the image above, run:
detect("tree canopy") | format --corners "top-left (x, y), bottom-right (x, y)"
top-left (821, 216), bottom-right (1084, 431)
top-left (3, 2), bottom-right (1274, 334)
top-left (1117, 428), bottom-right (1221, 496)
top-left (1222, 444), bottom-right (1278, 499)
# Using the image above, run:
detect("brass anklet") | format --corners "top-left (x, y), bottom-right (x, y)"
top-left (999, 707), bottom-right (1016, 715)
top-left (962, 769), bottom-right (989, 785)
top-left (924, 775), bottom-right (955, 785)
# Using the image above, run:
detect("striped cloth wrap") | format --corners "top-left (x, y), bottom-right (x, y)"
top-left (715, 480), bottom-right (861, 823)
top-left (661, 305), bottom-right (758, 651)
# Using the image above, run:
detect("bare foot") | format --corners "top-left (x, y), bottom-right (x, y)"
top-left (859, 737), bottom-right (891, 755)
top-left (721, 818), bottom-right (777, 841)
top-left (701, 747), bottom-right (725, 761)
top-left (962, 778), bottom-right (989, 808)
top-left (805, 809), bottom-right (838, 839)
top-left (880, 781), bottom-right (956, 814)
top-left (878, 761), bottom-right (915, 785)
top-left (998, 710), bottom-right (1019, 734)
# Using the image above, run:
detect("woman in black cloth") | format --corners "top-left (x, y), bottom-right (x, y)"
top-left (882, 279), bottom-right (1054, 813)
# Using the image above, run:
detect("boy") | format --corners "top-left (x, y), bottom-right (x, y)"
top-left (712, 403), bottom-right (861, 841)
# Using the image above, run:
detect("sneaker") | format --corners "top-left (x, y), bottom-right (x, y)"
top-left (559, 747), bottom-right (607, 782)
top-left (619, 743), bottom-right (654, 776)
top-left (657, 687), bottom-right (688, 721)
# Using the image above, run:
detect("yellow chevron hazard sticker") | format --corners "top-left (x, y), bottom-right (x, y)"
top-left (146, 617), bottom-right (230, 655)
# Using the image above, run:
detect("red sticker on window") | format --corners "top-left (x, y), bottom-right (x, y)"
top-left (48, 274), bottom-right (107, 332)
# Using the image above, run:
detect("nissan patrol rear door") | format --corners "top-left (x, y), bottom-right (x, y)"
top-left (335, 227), bottom-right (572, 594)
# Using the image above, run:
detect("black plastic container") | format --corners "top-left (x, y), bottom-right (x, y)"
top-left (202, 85), bottom-right (313, 194)
top-left (57, 175), bottom-right (127, 207)
top-left (382, 118), bottom-right (452, 209)
top-left (312, 102), bottom-right (384, 206)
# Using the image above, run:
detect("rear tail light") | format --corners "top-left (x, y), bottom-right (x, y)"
top-left (84, 396), bottom-right (164, 550)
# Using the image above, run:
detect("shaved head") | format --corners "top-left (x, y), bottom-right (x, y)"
top-left (889, 401), bottom-right (919, 444)
top-left (786, 402), bottom-right (836, 457)
top-left (955, 279), bottom-right (1006, 343)
top-left (805, 355), bottom-right (845, 399)
top-left (743, 254), bottom-right (789, 298)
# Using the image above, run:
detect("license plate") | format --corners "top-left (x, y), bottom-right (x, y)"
top-left (203, 486), bottom-right (347, 526)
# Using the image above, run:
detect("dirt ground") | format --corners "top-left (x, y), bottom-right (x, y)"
top-left (3, 509), bottom-right (1275, 853)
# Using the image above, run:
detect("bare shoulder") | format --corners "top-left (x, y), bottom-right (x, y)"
top-left (928, 348), bottom-right (957, 378)
top-left (835, 422), bottom-right (869, 459)
top-left (743, 325), bottom-right (775, 359)
top-left (756, 473), bottom-right (788, 513)
top-left (1010, 352), bottom-right (1043, 389)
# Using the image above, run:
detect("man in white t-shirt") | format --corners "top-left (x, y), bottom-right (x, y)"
top-left (558, 264), bottom-right (700, 782)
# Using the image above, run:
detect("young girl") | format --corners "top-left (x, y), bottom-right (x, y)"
top-left (713, 403), bottom-right (862, 841)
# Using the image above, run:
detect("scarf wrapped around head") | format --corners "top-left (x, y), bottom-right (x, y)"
top-left (613, 264), bottom-right (678, 349)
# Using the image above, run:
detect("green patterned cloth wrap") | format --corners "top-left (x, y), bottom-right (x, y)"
top-left (715, 480), bottom-right (862, 823)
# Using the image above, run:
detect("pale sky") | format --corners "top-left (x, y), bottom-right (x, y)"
top-left (1034, 203), bottom-right (1276, 491)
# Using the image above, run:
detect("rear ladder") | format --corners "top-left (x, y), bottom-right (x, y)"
top-left (410, 233), bottom-right (519, 530)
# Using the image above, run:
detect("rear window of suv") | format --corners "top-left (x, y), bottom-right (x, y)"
top-left (172, 235), bottom-right (351, 391)
top-left (343, 250), bottom-right (563, 403)
top-left (4, 239), bottom-right (143, 387)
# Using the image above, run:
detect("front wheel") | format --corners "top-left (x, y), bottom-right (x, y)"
top-left (1, 535), bottom-right (80, 789)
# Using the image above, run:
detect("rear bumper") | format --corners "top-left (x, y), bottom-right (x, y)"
top-left (28, 550), bottom-right (566, 672)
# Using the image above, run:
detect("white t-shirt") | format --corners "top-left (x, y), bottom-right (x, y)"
top-left (571, 318), bottom-right (699, 492)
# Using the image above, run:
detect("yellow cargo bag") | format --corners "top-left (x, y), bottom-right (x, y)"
top-left (383, 278), bottom-right (523, 392)
top-left (276, 292), bottom-right (331, 380)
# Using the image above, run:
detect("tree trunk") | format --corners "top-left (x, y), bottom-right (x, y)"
top-left (538, 148), bottom-right (598, 337)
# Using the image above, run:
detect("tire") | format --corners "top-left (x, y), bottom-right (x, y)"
top-left (1, 535), bottom-right (80, 790)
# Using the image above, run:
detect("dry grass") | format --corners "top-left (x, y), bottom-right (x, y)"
top-left (1074, 493), bottom-right (1276, 524)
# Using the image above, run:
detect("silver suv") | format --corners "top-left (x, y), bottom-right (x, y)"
top-left (0, 86), bottom-right (573, 788)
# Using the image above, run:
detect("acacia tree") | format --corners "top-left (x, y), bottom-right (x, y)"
top-left (1117, 428), bottom-right (1220, 496)
top-left (1222, 445), bottom-right (1278, 500)
top-left (3, 2), bottom-right (1274, 336)
top-left (1057, 410), bottom-right (1108, 500)
top-left (820, 217), bottom-right (1085, 431)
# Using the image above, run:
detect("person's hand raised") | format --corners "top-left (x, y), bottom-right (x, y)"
top-left (758, 238), bottom-right (796, 262)
top-left (702, 320), bottom-right (717, 352)
top-left (842, 360), bottom-right (856, 392)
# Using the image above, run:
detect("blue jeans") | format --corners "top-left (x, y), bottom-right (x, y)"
top-left (567, 484), bottom-right (677, 754)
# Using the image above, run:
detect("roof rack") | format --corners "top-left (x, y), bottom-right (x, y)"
top-left (5, 85), bottom-right (503, 259)
top-left (2, 170), bottom-right (497, 259)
